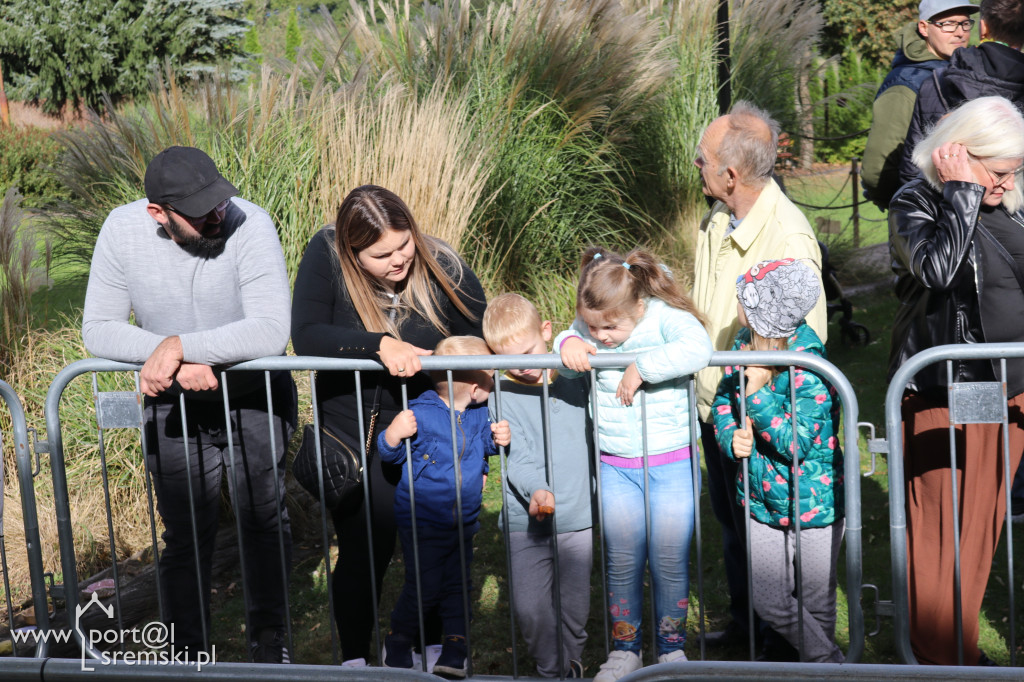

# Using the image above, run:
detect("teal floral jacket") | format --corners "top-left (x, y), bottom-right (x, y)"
top-left (712, 323), bottom-right (844, 529)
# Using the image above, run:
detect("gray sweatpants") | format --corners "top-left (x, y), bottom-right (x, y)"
top-left (748, 520), bottom-right (845, 663)
top-left (509, 529), bottom-right (592, 677)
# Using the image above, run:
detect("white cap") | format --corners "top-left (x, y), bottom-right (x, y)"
top-left (919, 0), bottom-right (979, 21)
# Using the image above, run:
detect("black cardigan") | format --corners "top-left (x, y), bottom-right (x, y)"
top-left (291, 227), bottom-right (487, 438)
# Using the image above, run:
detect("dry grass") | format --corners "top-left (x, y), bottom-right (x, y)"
top-left (4, 101), bottom-right (81, 130)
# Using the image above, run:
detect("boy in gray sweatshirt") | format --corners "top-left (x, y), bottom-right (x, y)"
top-left (483, 294), bottom-right (594, 678)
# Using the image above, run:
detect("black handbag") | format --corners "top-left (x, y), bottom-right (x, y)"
top-left (292, 422), bottom-right (365, 509)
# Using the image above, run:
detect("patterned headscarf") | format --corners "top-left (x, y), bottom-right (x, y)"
top-left (736, 258), bottom-right (821, 339)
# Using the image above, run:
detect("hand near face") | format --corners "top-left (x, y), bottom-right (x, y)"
top-left (384, 409), bottom-right (418, 447)
top-left (743, 366), bottom-right (772, 396)
top-left (932, 142), bottom-right (974, 184)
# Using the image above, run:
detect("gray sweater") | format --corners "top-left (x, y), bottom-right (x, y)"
top-left (82, 198), bottom-right (291, 387)
top-left (497, 371), bottom-right (594, 534)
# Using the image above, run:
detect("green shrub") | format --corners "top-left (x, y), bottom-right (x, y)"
top-left (810, 50), bottom-right (884, 163)
top-left (0, 127), bottom-right (67, 208)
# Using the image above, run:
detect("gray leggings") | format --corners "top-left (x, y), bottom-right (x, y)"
top-left (509, 529), bottom-right (592, 677)
top-left (748, 520), bottom-right (845, 663)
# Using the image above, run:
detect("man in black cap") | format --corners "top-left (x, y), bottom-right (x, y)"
top-left (82, 146), bottom-right (297, 663)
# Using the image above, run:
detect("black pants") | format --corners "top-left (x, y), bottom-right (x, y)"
top-left (144, 371), bottom-right (296, 650)
top-left (329, 430), bottom-right (442, 661)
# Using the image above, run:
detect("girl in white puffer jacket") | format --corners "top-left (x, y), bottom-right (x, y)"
top-left (557, 247), bottom-right (712, 681)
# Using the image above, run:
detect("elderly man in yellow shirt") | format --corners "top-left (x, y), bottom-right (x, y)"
top-left (692, 100), bottom-right (828, 659)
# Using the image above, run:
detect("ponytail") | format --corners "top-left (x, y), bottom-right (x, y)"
top-left (577, 247), bottom-right (707, 327)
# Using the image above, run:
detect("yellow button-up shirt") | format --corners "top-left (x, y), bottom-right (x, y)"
top-left (692, 178), bottom-right (828, 422)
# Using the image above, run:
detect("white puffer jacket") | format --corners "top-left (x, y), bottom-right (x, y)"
top-left (555, 298), bottom-right (712, 457)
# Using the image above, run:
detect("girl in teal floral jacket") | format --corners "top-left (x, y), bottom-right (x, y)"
top-left (712, 258), bottom-right (845, 663)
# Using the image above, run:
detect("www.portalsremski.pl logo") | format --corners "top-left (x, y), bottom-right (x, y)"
top-left (12, 592), bottom-right (216, 671)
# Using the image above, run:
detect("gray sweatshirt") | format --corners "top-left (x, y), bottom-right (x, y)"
top-left (497, 371), bottom-right (594, 534)
top-left (82, 198), bottom-right (291, 384)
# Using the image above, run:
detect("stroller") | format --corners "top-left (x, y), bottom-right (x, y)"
top-left (819, 240), bottom-right (870, 346)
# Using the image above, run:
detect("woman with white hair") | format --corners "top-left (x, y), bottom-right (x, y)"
top-left (889, 95), bottom-right (1024, 667)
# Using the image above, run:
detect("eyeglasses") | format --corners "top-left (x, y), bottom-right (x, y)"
top-left (166, 199), bottom-right (231, 226)
top-left (969, 154), bottom-right (1024, 188)
top-left (928, 19), bottom-right (975, 33)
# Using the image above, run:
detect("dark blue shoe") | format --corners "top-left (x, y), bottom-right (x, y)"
top-left (383, 632), bottom-right (414, 669)
top-left (432, 635), bottom-right (468, 679)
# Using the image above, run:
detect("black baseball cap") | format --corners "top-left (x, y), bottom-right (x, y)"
top-left (144, 146), bottom-right (238, 217)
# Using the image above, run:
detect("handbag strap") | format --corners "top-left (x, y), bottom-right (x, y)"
top-left (365, 298), bottom-right (400, 453)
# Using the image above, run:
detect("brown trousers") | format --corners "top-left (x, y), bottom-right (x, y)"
top-left (902, 391), bottom-right (1024, 666)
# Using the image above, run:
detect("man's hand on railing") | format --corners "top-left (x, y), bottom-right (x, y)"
top-left (140, 336), bottom-right (184, 397)
top-left (175, 363), bottom-right (219, 392)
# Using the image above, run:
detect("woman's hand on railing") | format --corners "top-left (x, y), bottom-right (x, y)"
top-left (377, 335), bottom-right (432, 376)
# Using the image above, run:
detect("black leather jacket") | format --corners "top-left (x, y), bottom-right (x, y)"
top-left (888, 178), bottom-right (1024, 397)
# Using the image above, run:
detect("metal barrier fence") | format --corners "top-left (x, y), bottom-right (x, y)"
top-left (24, 350), bottom-right (865, 679)
top-left (0, 379), bottom-right (51, 658)
top-left (886, 343), bottom-right (1024, 667)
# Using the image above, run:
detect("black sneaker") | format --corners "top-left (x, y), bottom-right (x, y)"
top-left (432, 635), bottom-right (468, 679)
top-left (251, 629), bottom-right (289, 664)
top-left (383, 631), bottom-right (414, 669)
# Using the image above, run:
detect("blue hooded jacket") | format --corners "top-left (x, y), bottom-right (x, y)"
top-left (377, 390), bottom-right (495, 529)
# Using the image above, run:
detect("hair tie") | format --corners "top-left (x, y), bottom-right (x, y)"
top-left (622, 262), bottom-right (631, 271)
top-left (593, 253), bottom-right (603, 261)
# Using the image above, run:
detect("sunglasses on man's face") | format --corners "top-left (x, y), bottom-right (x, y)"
top-left (167, 199), bottom-right (231, 225)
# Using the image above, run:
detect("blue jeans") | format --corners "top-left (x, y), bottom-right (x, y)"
top-left (600, 457), bottom-right (695, 655)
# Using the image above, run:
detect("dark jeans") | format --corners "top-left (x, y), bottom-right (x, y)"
top-left (144, 371), bottom-right (296, 650)
top-left (701, 421), bottom-right (766, 640)
top-left (329, 440), bottom-right (442, 661)
top-left (391, 524), bottom-right (476, 639)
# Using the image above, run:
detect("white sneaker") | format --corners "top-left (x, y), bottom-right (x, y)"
top-left (341, 657), bottom-right (367, 667)
top-left (658, 649), bottom-right (687, 664)
top-left (593, 650), bottom-right (643, 682)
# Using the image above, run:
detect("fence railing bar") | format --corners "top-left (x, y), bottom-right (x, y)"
top-left (90, 373), bottom-right (127, 648)
top-left (789, 366), bottom-right (805, 662)
top-left (540, 369), bottom-right (566, 678)
top-left (448, 370), bottom-right (474, 677)
top-left (591, 369), bottom-right (610, 661)
top-left (263, 371), bottom-right (294, 658)
top-left (688, 382), bottom-right (707, 662)
top-left (738, 364), bottom-right (756, 662)
top-left (491, 373), bottom-right (519, 678)
top-left (135, 371), bottom-right (165, 624)
top-left (178, 392), bottom-right (210, 651)
top-left (639, 390), bottom-right (654, 664)
top-left (999, 359), bottom-right (1016, 666)
top-left (221, 372), bottom-right (255, 658)
top-left (306, 372), bottom-right (339, 664)
top-left (352, 371), bottom-right (382, 666)
top-left (942, 361), bottom-right (964, 666)
top-left (2, 378), bottom-right (51, 657)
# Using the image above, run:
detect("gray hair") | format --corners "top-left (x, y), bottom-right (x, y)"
top-left (913, 96), bottom-right (1024, 213)
top-left (716, 100), bottom-right (780, 187)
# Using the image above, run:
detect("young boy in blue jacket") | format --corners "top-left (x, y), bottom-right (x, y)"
top-left (377, 335), bottom-right (511, 679)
